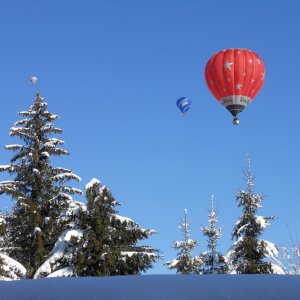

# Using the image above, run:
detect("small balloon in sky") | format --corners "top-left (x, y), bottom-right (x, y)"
top-left (176, 97), bottom-right (192, 115)
top-left (30, 76), bottom-right (38, 85)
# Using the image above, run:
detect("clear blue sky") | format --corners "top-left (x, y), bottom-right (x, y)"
top-left (0, 0), bottom-right (300, 274)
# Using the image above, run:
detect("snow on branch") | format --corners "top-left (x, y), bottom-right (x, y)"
top-left (58, 186), bottom-right (83, 195)
top-left (112, 214), bottom-right (134, 224)
top-left (44, 138), bottom-right (65, 148)
top-left (0, 165), bottom-right (13, 172)
top-left (120, 251), bottom-right (158, 260)
top-left (14, 119), bottom-right (28, 126)
top-left (255, 216), bottom-right (271, 229)
top-left (49, 148), bottom-right (70, 156)
top-left (4, 144), bottom-right (23, 151)
top-left (51, 173), bottom-right (81, 182)
top-left (34, 229), bottom-right (83, 279)
top-left (43, 111), bottom-right (60, 121)
top-left (142, 229), bottom-right (157, 236)
top-left (0, 253), bottom-right (27, 280)
top-left (85, 178), bottom-right (101, 190)
top-left (18, 111), bottom-right (31, 116)
top-left (52, 167), bottom-right (72, 174)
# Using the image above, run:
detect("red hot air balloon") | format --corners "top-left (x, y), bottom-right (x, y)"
top-left (205, 48), bottom-right (265, 125)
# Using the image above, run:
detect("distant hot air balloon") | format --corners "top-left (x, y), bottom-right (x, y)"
top-left (30, 76), bottom-right (38, 85)
top-left (205, 48), bottom-right (265, 125)
top-left (176, 97), bottom-right (192, 115)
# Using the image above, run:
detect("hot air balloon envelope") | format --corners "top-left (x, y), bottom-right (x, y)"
top-left (205, 48), bottom-right (265, 123)
top-left (176, 97), bottom-right (192, 114)
top-left (31, 76), bottom-right (38, 84)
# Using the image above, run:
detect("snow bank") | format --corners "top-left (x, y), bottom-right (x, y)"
top-left (0, 275), bottom-right (300, 300)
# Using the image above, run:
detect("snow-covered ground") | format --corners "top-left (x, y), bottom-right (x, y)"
top-left (0, 275), bottom-right (300, 300)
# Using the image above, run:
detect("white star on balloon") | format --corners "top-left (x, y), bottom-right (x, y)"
top-left (224, 60), bottom-right (233, 70)
top-left (261, 72), bottom-right (265, 80)
top-left (235, 83), bottom-right (242, 90)
top-left (249, 59), bottom-right (253, 63)
top-left (257, 60), bottom-right (261, 64)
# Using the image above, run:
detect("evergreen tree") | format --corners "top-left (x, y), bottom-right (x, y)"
top-left (198, 195), bottom-right (228, 274)
top-left (166, 209), bottom-right (200, 274)
top-left (74, 178), bottom-right (159, 276)
top-left (0, 92), bottom-right (82, 278)
top-left (228, 158), bottom-right (277, 274)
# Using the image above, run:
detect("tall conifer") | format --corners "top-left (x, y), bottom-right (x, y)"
top-left (228, 158), bottom-right (277, 274)
top-left (0, 92), bottom-right (82, 277)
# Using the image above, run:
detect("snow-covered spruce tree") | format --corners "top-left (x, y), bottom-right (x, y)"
top-left (227, 158), bottom-right (281, 274)
top-left (166, 209), bottom-right (200, 274)
top-left (0, 92), bottom-right (82, 278)
top-left (74, 178), bottom-right (159, 276)
top-left (198, 195), bottom-right (228, 274)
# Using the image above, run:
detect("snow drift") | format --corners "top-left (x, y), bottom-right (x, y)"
top-left (0, 275), bottom-right (300, 300)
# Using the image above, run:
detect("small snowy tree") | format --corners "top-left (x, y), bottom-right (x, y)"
top-left (74, 178), bottom-right (159, 276)
top-left (0, 92), bottom-right (82, 278)
top-left (198, 195), bottom-right (228, 274)
top-left (277, 234), bottom-right (300, 275)
top-left (228, 158), bottom-right (281, 274)
top-left (166, 209), bottom-right (200, 274)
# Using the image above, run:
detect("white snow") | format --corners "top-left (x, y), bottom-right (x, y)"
top-left (4, 144), bottom-right (22, 150)
top-left (51, 173), bottom-right (81, 182)
top-left (47, 267), bottom-right (74, 278)
top-left (113, 214), bottom-right (133, 224)
top-left (33, 227), bottom-right (41, 234)
top-left (0, 253), bottom-right (26, 280)
top-left (34, 229), bottom-right (83, 279)
top-left (263, 240), bottom-right (279, 258)
top-left (0, 180), bottom-right (15, 185)
top-left (85, 178), bottom-right (101, 190)
top-left (0, 165), bottom-right (12, 171)
top-left (33, 169), bottom-right (40, 175)
top-left (41, 151), bottom-right (49, 158)
top-left (120, 251), bottom-right (157, 258)
top-left (44, 138), bottom-right (64, 147)
top-left (255, 216), bottom-right (270, 229)
top-left (0, 275), bottom-right (300, 300)
top-left (142, 229), bottom-right (157, 236)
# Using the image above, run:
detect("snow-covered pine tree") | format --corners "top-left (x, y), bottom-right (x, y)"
top-left (227, 158), bottom-right (280, 274)
top-left (166, 209), bottom-right (200, 274)
top-left (74, 178), bottom-right (159, 276)
top-left (0, 92), bottom-right (82, 278)
top-left (198, 195), bottom-right (228, 274)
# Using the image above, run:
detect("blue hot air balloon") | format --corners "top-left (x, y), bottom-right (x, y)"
top-left (176, 97), bottom-right (191, 115)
